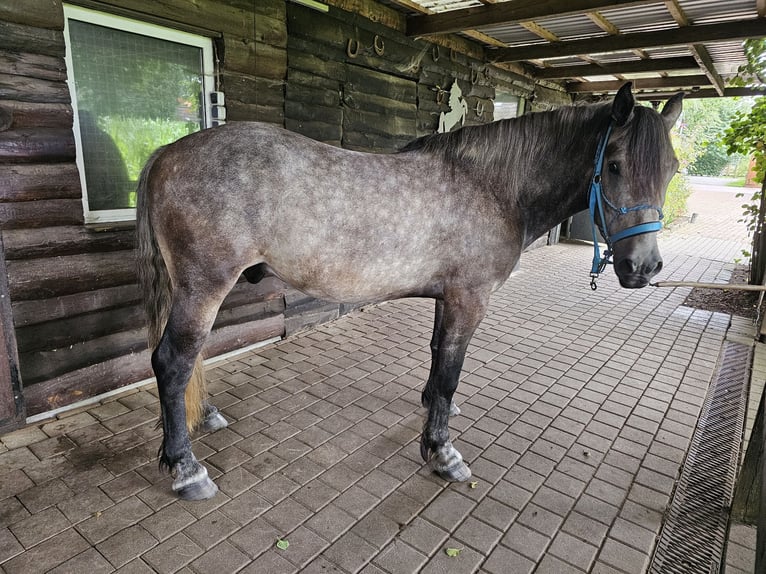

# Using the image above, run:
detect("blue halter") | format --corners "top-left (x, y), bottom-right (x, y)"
top-left (588, 122), bottom-right (663, 290)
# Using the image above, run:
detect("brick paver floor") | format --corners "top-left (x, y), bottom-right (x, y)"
top-left (0, 181), bottom-right (755, 573)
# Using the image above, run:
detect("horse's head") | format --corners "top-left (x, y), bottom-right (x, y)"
top-left (597, 83), bottom-right (683, 288)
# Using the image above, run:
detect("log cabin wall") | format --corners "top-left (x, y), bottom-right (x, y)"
top-left (0, 0), bottom-right (289, 425)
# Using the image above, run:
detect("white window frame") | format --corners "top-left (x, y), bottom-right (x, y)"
top-left (63, 5), bottom-right (215, 224)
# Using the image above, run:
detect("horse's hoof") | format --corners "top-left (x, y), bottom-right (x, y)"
top-left (420, 433), bottom-right (430, 462)
top-left (200, 409), bottom-right (228, 433)
top-left (427, 441), bottom-right (471, 482)
top-left (172, 462), bottom-right (218, 500)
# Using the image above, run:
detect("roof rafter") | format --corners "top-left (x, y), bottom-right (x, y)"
top-left (406, 0), bottom-right (649, 37)
top-left (533, 56), bottom-right (699, 79)
top-left (489, 19), bottom-right (766, 63)
top-left (568, 74), bottom-right (711, 93)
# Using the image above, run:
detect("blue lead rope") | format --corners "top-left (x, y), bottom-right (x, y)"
top-left (588, 122), bottom-right (663, 290)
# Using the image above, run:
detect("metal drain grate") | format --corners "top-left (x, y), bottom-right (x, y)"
top-left (649, 341), bottom-right (751, 574)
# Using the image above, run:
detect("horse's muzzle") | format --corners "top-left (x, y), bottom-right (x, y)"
top-left (614, 256), bottom-right (663, 288)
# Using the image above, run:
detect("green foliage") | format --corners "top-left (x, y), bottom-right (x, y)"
top-left (723, 38), bottom-right (766, 273)
top-left (682, 98), bottom-right (752, 176)
top-left (663, 173), bottom-right (692, 226)
top-left (98, 116), bottom-right (198, 207)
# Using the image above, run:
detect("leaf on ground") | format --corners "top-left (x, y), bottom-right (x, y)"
top-left (276, 539), bottom-right (289, 550)
top-left (445, 547), bottom-right (462, 557)
top-left (469, 481), bottom-right (478, 489)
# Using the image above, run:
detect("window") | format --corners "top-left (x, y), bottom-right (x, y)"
top-left (64, 6), bottom-right (215, 223)
top-left (494, 91), bottom-right (522, 121)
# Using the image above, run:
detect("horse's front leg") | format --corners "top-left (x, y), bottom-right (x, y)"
top-left (420, 290), bottom-right (489, 481)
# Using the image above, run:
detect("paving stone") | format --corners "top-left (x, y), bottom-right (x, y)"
top-left (1, 528), bottom-right (89, 574)
top-left (483, 544), bottom-right (536, 574)
top-left (323, 530), bottom-right (378, 572)
top-left (10, 506), bottom-right (71, 548)
top-left (188, 540), bottom-right (250, 574)
top-left (76, 496), bottom-right (153, 545)
top-left (142, 532), bottom-right (203, 574)
top-left (140, 503), bottom-right (196, 541)
top-left (96, 524), bottom-right (158, 568)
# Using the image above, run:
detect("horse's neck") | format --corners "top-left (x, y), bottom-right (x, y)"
top-left (508, 113), bottom-right (601, 246)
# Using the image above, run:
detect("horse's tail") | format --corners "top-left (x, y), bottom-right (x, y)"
top-left (136, 147), bottom-right (206, 433)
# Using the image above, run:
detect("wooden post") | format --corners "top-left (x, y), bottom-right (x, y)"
top-left (0, 232), bottom-right (25, 432)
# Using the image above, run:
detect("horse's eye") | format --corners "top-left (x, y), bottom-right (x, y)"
top-left (608, 161), bottom-right (620, 175)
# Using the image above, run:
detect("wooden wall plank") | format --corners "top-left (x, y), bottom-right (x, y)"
top-left (7, 251), bottom-right (135, 300)
top-left (0, 199), bottom-right (83, 229)
top-left (0, 21), bottom-right (65, 57)
top-left (0, 51), bottom-right (67, 82)
top-left (0, 128), bottom-right (75, 163)
top-left (0, 100), bottom-right (72, 129)
top-left (0, 0), bottom-right (63, 30)
top-left (1, 164), bottom-right (81, 203)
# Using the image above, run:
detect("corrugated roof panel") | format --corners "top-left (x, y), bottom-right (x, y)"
top-left (706, 40), bottom-right (748, 76)
top-left (599, 3), bottom-right (679, 34)
top-left (411, 0), bottom-right (482, 13)
top-left (678, 0), bottom-right (757, 25)
top-left (644, 46), bottom-right (695, 59)
top-left (528, 13), bottom-right (605, 41)
top-left (476, 23), bottom-right (547, 46)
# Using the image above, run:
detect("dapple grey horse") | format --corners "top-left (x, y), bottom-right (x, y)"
top-left (136, 83), bottom-right (682, 499)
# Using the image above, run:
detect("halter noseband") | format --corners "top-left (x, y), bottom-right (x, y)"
top-left (588, 122), bottom-right (663, 290)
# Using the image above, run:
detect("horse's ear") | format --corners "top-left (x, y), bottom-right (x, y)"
top-left (611, 82), bottom-right (635, 126)
top-left (661, 92), bottom-right (684, 131)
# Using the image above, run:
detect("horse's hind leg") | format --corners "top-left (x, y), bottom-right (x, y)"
top-left (421, 300), bottom-right (461, 417)
top-left (154, 280), bottom-right (236, 500)
top-left (420, 289), bottom-right (489, 481)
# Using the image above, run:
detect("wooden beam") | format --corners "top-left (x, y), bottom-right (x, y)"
top-left (534, 56), bottom-right (699, 79)
top-left (567, 74), bottom-right (710, 92)
top-left (407, 0), bottom-right (649, 37)
top-left (490, 19), bottom-right (766, 63)
top-left (634, 86), bottom-right (766, 99)
top-left (689, 44), bottom-right (725, 96)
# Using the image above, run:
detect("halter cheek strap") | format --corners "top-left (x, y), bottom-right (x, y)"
top-left (588, 122), bottom-right (663, 290)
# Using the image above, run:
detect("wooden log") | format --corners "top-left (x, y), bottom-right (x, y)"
top-left (0, 72), bottom-right (70, 104)
top-left (224, 73), bottom-right (274, 107)
top-left (0, 50), bottom-right (67, 82)
top-left (213, 299), bottom-right (285, 330)
top-left (255, 0), bottom-right (286, 20)
top-left (23, 313), bottom-right (285, 415)
top-left (221, 276), bottom-right (286, 309)
top-left (0, 128), bottom-right (75, 163)
top-left (253, 42), bottom-right (287, 80)
top-left (255, 12), bottom-right (287, 49)
top-left (17, 304), bottom-right (145, 354)
top-left (288, 50), bottom-right (346, 81)
top-left (3, 225), bottom-right (133, 260)
top-left (0, 100), bottom-right (72, 129)
top-left (285, 101), bottom-right (343, 125)
top-left (284, 118), bottom-right (342, 145)
top-left (12, 284), bottom-right (141, 327)
top-left (345, 65), bottom-right (417, 105)
top-left (0, 0), bottom-right (64, 30)
top-left (287, 68), bottom-right (344, 92)
top-left (342, 130), bottom-right (413, 153)
top-left (0, 164), bottom-right (81, 203)
top-left (6, 251), bottom-right (135, 300)
top-left (0, 198), bottom-right (83, 229)
top-left (0, 107), bottom-right (10, 132)
top-left (228, 101), bottom-right (284, 124)
top-left (19, 327), bottom-right (147, 385)
top-left (285, 84), bottom-right (340, 109)
top-left (343, 108), bottom-right (417, 140)
top-left (0, 21), bottom-right (64, 58)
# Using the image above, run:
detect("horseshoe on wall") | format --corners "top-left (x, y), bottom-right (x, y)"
top-left (432, 45), bottom-right (440, 62)
top-left (373, 35), bottom-right (385, 56)
top-left (347, 38), bottom-right (360, 59)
